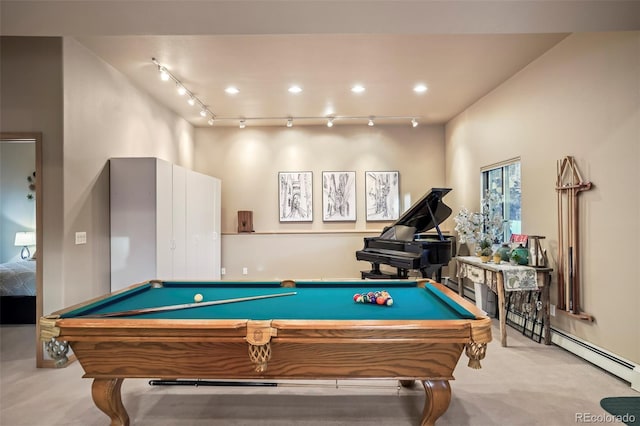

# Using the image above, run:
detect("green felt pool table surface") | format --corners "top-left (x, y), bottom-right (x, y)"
top-left (61, 279), bottom-right (476, 321)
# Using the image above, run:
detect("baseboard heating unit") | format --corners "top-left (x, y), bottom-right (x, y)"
top-left (551, 327), bottom-right (640, 392)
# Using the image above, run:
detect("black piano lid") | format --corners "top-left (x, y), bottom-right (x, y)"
top-left (379, 188), bottom-right (452, 240)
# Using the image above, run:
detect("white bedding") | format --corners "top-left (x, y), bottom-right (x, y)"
top-left (0, 260), bottom-right (36, 296)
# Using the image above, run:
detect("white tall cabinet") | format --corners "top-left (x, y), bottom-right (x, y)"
top-left (110, 157), bottom-right (221, 292)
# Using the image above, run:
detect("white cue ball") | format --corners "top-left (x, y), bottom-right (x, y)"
top-left (194, 293), bottom-right (204, 303)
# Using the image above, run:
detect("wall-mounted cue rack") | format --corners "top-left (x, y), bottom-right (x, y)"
top-left (555, 156), bottom-right (593, 321)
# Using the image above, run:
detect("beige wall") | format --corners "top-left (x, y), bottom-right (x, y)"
top-left (1, 37), bottom-right (196, 314)
top-left (59, 39), bottom-right (195, 310)
top-left (445, 32), bottom-right (640, 364)
top-left (194, 124), bottom-right (447, 280)
top-left (0, 36), bottom-right (65, 316)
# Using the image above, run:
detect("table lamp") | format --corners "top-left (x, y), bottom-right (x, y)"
top-left (14, 231), bottom-right (36, 259)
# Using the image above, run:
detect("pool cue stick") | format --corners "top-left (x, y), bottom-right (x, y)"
top-left (83, 291), bottom-right (298, 318)
top-left (556, 160), bottom-right (565, 310)
top-left (148, 379), bottom-right (278, 387)
top-left (568, 246), bottom-right (573, 313)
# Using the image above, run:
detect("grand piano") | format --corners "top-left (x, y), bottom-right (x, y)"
top-left (356, 187), bottom-right (455, 281)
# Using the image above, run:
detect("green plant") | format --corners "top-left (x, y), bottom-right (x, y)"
top-left (478, 238), bottom-right (492, 250)
top-left (480, 246), bottom-right (493, 256)
top-left (478, 238), bottom-right (493, 256)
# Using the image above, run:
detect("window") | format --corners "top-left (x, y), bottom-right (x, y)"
top-left (481, 159), bottom-right (521, 243)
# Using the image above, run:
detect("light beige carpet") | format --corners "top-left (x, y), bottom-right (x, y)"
top-left (1, 323), bottom-right (637, 425)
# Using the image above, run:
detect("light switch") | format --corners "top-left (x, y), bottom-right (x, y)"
top-left (75, 232), bottom-right (87, 245)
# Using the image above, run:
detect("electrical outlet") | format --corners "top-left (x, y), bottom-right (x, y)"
top-left (242, 267), bottom-right (248, 275)
top-left (75, 232), bottom-right (87, 245)
top-left (221, 267), bottom-right (226, 275)
top-left (550, 304), bottom-right (556, 317)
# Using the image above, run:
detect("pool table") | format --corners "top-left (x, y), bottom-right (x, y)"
top-left (40, 278), bottom-right (491, 426)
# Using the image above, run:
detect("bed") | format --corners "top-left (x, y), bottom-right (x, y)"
top-left (0, 259), bottom-right (36, 324)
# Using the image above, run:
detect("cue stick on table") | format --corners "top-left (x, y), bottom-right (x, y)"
top-left (81, 291), bottom-right (298, 318)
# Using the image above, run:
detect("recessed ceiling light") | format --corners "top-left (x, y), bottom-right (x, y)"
top-left (413, 84), bottom-right (428, 93)
top-left (225, 86), bottom-right (239, 95)
top-left (351, 85), bottom-right (365, 93)
top-left (288, 85), bottom-right (302, 94)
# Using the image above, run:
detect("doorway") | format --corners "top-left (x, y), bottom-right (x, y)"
top-left (0, 132), bottom-right (43, 366)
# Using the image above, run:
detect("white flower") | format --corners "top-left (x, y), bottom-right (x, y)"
top-left (455, 189), bottom-right (506, 244)
top-left (454, 207), bottom-right (483, 244)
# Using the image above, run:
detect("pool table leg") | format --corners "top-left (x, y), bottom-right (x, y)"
top-left (91, 378), bottom-right (130, 426)
top-left (420, 379), bottom-right (451, 426)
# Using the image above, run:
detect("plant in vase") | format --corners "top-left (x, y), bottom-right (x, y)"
top-left (478, 239), bottom-right (493, 262)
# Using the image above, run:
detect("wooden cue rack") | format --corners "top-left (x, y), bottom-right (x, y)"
top-left (555, 156), bottom-right (593, 321)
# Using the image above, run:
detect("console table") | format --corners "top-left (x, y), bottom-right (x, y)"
top-left (456, 256), bottom-right (552, 347)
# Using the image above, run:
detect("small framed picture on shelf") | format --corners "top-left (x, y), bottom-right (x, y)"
top-left (278, 171), bottom-right (313, 222)
top-left (365, 171), bottom-right (400, 221)
top-left (322, 171), bottom-right (356, 222)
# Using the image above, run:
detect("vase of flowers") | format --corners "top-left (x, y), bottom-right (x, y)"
top-left (453, 207), bottom-right (483, 246)
top-left (454, 189), bottom-right (506, 255)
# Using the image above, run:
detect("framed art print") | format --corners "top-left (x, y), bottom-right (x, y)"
top-left (278, 171), bottom-right (313, 222)
top-left (365, 171), bottom-right (400, 221)
top-left (322, 171), bottom-right (356, 222)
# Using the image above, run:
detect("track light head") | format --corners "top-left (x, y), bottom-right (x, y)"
top-left (411, 118), bottom-right (418, 128)
top-left (287, 118), bottom-right (293, 128)
top-left (239, 119), bottom-right (246, 129)
top-left (327, 118), bottom-right (334, 128)
top-left (159, 67), bottom-right (170, 81)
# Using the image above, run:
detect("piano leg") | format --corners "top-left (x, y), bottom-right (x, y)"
top-left (420, 266), bottom-right (443, 283)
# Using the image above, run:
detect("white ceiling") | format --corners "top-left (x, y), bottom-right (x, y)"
top-left (2, 1), bottom-right (639, 127)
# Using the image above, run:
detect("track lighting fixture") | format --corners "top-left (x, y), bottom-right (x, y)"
top-left (152, 58), bottom-right (215, 123)
top-left (152, 59), bottom-right (423, 129)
